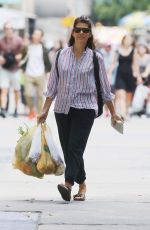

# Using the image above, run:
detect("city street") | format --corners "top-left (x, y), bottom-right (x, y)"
top-left (0, 111), bottom-right (150, 230)
top-left (0, 0), bottom-right (150, 229)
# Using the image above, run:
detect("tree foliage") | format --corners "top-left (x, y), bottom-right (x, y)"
top-left (92, 0), bottom-right (150, 25)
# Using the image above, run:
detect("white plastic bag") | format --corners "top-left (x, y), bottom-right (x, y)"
top-left (146, 101), bottom-right (150, 115)
top-left (45, 125), bottom-right (61, 162)
top-left (44, 124), bottom-right (65, 175)
top-left (26, 123), bottom-right (65, 175)
top-left (131, 84), bottom-right (150, 112)
top-left (13, 124), bottom-right (44, 178)
top-left (28, 126), bottom-right (41, 162)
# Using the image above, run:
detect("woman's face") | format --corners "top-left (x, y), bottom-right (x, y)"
top-left (123, 35), bottom-right (134, 47)
top-left (72, 22), bottom-right (91, 45)
top-left (137, 45), bottom-right (147, 55)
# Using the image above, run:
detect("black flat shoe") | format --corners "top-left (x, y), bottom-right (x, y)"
top-left (57, 184), bottom-right (71, 201)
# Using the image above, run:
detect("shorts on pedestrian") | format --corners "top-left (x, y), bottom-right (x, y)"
top-left (0, 68), bottom-right (21, 91)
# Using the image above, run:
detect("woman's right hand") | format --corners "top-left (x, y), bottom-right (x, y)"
top-left (37, 97), bottom-right (52, 124)
top-left (37, 111), bottom-right (48, 124)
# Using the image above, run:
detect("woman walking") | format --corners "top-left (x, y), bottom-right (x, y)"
top-left (37, 16), bottom-right (122, 202)
top-left (115, 34), bottom-right (137, 119)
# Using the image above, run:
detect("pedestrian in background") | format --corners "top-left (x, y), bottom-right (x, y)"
top-left (23, 29), bottom-right (51, 119)
top-left (37, 16), bottom-right (123, 202)
top-left (100, 42), bottom-right (118, 117)
top-left (134, 39), bottom-right (150, 83)
top-left (130, 40), bottom-right (150, 116)
top-left (48, 39), bottom-right (65, 64)
top-left (19, 34), bottom-right (30, 115)
top-left (114, 34), bottom-right (137, 119)
top-left (0, 22), bottom-right (24, 118)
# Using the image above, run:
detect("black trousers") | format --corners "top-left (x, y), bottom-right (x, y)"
top-left (55, 107), bottom-right (95, 185)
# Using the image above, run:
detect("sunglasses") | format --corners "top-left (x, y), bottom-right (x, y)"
top-left (74, 27), bottom-right (91, 34)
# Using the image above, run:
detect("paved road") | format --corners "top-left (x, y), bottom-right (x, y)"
top-left (0, 113), bottom-right (150, 230)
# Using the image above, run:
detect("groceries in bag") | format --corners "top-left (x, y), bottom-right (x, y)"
top-left (42, 124), bottom-right (65, 175)
top-left (13, 124), bottom-right (44, 178)
top-left (29, 123), bottom-right (65, 175)
top-left (13, 123), bottom-right (65, 178)
top-left (36, 125), bottom-right (57, 174)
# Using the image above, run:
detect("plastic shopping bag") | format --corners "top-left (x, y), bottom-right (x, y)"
top-left (37, 124), bottom-right (56, 174)
top-left (13, 124), bottom-right (44, 178)
top-left (37, 124), bottom-right (65, 176)
top-left (131, 84), bottom-right (150, 112)
top-left (44, 124), bottom-right (65, 175)
top-left (28, 125), bottom-right (41, 163)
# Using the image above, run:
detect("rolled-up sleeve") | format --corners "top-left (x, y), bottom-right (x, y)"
top-left (43, 55), bottom-right (58, 100)
top-left (96, 52), bottom-right (115, 102)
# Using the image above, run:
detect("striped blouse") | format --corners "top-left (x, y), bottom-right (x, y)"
top-left (44, 46), bottom-right (114, 115)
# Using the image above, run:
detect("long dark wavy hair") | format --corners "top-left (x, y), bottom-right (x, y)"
top-left (68, 15), bottom-right (95, 50)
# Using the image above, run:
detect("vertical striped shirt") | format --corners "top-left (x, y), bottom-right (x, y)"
top-left (44, 46), bottom-right (114, 115)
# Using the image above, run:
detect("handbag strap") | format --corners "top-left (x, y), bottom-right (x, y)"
top-left (55, 49), bottom-right (62, 79)
top-left (93, 51), bottom-right (103, 117)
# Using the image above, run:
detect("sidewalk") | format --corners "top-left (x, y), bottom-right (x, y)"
top-left (0, 114), bottom-right (150, 230)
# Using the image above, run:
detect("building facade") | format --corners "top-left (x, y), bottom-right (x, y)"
top-left (0, 0), bottom-right (92, 41)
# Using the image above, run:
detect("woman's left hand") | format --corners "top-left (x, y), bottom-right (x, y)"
top-left (111, 114), bottom-right (124, 125)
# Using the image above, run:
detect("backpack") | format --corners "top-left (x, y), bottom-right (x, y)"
top-left (55, 49), bottom-right (103, 117)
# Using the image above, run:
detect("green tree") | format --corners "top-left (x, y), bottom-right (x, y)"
top-left (92, 0), bottom-right (150, 25)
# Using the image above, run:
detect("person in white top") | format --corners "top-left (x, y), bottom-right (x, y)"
top-left (23, 28), bottom-right (51, 119)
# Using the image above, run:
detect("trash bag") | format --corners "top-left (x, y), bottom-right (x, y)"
top-left (13, 124), bottom-right (44, 179)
